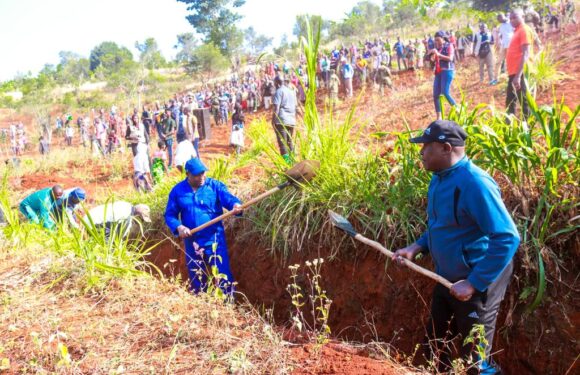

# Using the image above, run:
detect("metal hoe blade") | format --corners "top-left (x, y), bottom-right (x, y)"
top-left (328, 210), bottom-right (358, 237)
top-left (285, 160), bottom-right (320, 184)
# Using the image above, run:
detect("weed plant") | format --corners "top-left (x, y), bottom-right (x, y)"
top-left (286, 258), bottom-right (332, 347)
top-left (526, 46), bottom-right (570, 96)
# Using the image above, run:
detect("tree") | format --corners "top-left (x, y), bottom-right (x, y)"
top-left (471, 0), bottom-right (511, 11)
top-left (55, 51), bottom-right (90, 87)
top-left (58, 51), bottom-right (82, 65)
top-left (273, 34), bottom-right (290, 56)
top-left (107, 59), bottom-right (141, 104)
top-left (330, 9), bottom-right (365, 38)
top-left (187, 43), bottom-right (229, 84)
top-left (135, 38), bottom-right (167, 69)
top-left (354, 1), bottom-right (384, 34)
top-left (244, 27), bottom-right (273, 55)
top-left (175, 33), bottom-right (198, 64)
top-left (177, 0), bottom-right (246, 56)
top-left (89, 41), bottom-right (134, 74)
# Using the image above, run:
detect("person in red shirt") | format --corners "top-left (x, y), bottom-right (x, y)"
top-left (505, 9), bottom-right (532, 119)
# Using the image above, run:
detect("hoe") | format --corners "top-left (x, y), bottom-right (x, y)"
top-left (328, 210), bottom-right (452, 289)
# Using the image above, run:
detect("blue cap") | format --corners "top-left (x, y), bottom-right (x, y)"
top-left (70, 188), bottom-right (86, 202)
top-left (185, 158), bottom-right (208, 176)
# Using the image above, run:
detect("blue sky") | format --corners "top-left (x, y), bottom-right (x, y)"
top-left (0, 0), bottom-right (379, 82)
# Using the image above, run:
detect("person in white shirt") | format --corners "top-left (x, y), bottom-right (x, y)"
top-left (133, 142), bottom-right (152, 192)
top-left (82, 200), bottom-right (151, 240)
top-left (65, 125), bottom-right (74, 146)
top-left (496, 13), bottom-right (514, 81)
top-left (126, 114), bottom-right (148, 157)
top-left (174, 133), bottom-right (198, 173)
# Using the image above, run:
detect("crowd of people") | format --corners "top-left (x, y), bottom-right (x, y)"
top-left (7, 0), bottom-right (574, 167)
top-left (1, 123), bottom-right (29, 156)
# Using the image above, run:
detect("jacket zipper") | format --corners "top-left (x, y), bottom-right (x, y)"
top-left (428, 175), bottom-right (441, 268)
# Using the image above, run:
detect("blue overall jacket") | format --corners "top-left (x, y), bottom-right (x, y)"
top-left (164, 177), bottom-right (241, 252)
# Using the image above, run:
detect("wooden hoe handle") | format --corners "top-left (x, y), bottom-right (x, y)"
top-left (354, 234), bottom-right (453, 289)
top-left (189, 182), bottom-right (290, 236)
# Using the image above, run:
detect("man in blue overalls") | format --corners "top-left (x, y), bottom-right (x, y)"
top-left (164, 158), bottom-right (242, 297)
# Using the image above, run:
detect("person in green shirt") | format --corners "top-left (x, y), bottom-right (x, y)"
top-left (384, 39), bottom-right (392, 68)
top-left (160, 108), bottom-right (176, 168)
top-left (19, 185), bottom-right (64, 230)
top-left (377, 61), bottom-right (393, 95)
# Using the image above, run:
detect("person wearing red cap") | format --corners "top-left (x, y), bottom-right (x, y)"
top-left (393, 120), bottom-right (519, 374)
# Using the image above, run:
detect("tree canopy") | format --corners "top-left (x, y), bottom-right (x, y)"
top-left (244, 27), bottom-right (273, 55)
top-left (177, 0), bottom-right (246, 56)
top-left (186, 43), bottom-right (230, 84)
top-left (89, 41), bottom-right (134, 73)
top-left (175, 33), bottom-right (198, 64)
top-left (135, 38), bottom-right (167, 69)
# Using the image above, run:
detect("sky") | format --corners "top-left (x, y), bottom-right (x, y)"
top-left (0, 0), bottom-right (378, 82)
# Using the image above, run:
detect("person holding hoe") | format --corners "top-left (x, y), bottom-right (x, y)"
top-left (392, 120), bottom-right (520, 374)
top-left (164, 158), bottom-right (243, 297)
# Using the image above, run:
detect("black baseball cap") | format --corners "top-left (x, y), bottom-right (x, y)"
top-left (410, 120), bottom-right (468, 146)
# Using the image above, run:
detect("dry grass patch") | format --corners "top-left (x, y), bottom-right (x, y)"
top-left (0, 246), bottom-right (294, 374)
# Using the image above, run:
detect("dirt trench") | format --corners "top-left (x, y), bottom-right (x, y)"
top-left (148, 229), bottom-right (579, 375)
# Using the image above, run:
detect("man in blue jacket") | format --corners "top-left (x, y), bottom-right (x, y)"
top-left (393, 120), bottom-right (519, 374)
top-left (164, 158), bottom-right (242, 296)
top-left (394, 36), bottom-right (407, 71)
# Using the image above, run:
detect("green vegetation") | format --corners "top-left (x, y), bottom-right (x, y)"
top-left (526, 46), bottom-right (571, 96)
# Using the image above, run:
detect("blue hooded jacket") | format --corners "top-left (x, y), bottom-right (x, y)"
top-left (416, 157), bottom-right (520, 292)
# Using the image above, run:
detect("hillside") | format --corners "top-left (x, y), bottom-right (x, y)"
top-left (1, 23), bottom-right (579, 375)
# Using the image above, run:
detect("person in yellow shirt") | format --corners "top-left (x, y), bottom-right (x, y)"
top-left (355, 55), bottom-right (368, 89)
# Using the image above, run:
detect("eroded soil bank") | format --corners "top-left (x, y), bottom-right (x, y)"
top-left (149, 231), bottom-right (579, 375)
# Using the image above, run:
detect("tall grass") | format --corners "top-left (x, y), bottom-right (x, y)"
top-left (241, 20), bottom-right (430, 258)
top-left (526, 47), bottom-right (570, 96)
top-left (449, 96), bottom-right (579, 312)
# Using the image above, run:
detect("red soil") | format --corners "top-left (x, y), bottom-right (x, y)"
top-left (226, 233), bottom-right (579, 375)
top-left (290, 343), bottom-right (409, 374)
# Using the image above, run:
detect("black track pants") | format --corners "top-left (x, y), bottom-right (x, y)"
top-left (424, 262), bottom-right (513, 374)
